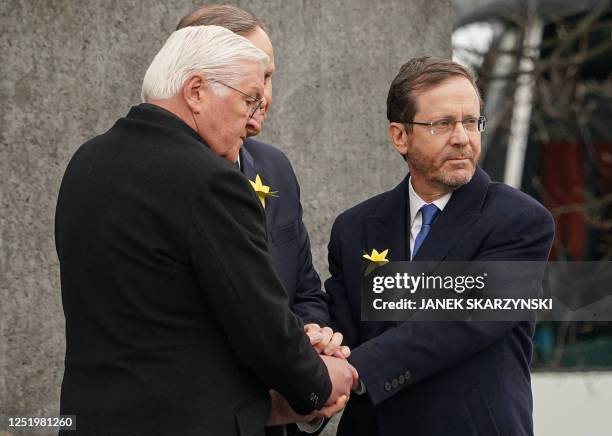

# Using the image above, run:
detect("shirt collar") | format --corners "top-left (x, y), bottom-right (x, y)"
top-left (408, 176), bottom-right (453, 226)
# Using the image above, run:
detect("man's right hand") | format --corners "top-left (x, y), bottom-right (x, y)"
top-left (321, 354), bottom-right (358, 405)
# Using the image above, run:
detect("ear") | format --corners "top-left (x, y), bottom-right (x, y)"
top-left (182, 74), bottom-right (206, 114)
top-left (388, 122), bottom-right (410, 157)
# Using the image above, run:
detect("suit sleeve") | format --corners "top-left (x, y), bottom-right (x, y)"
top-left (325, 217), bottom-right (361, 349)
top-left (186, 165), bottom-right (331, 414)
top-left (289, 175), bottom-right (330, 326)
top-left (349, 204), bottom-right (554, 406)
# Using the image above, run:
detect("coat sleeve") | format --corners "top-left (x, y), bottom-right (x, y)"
top-left (289, 174), bottom-right (330, 326)
top-left (348, 204), bottom-right (554, 406)
top-left (186, 165), bottom-right (331, 414)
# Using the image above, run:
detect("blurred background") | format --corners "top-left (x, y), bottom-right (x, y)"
top-left (453, 0), bottom-right (612, 434)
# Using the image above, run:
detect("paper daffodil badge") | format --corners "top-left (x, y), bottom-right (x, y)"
top-left (249, 174), bottom-right (278, 209)
top-left (363, 248), bottom-right (390, 275)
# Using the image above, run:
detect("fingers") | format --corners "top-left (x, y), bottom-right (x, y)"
top-left (304, 323), bottom-right (321, 332)
top-left (316, 327), bottom-right (334, 351)
top-left (304, 323), bottom-right (322, 345)
top-left (314, 326), bottom-right (333, 354)
top-left (307, 325), bottom-right (351, 358)
top-left (340, 345), bottom-right (351, 358)
top-left (349, 362), bottom-right (359, 380)
top-left (323, 331), bottom-right (343, 356)
top-left (349, 363), bottom-right (360, 390)
top-left (313, 394), bottom-right (348, 419)
top-left (267, 388), bottom-right (349, 425)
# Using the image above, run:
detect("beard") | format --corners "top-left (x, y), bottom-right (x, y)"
top-left (407, 145), bottom-right (479, 190)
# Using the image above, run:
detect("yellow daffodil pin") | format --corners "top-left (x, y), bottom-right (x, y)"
top-left (249, 174), bottom-right (278, 209)
top-left (363, 248), bottom-right (390, 275)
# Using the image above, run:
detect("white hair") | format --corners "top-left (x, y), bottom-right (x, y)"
top-left (141, 25), bottom-right (268, 101)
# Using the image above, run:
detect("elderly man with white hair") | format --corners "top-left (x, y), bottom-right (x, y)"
top-left (55, 25), bottom-right (356, 436)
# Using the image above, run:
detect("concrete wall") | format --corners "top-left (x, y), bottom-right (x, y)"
top-left (0, 0), bottom-right (451, 431)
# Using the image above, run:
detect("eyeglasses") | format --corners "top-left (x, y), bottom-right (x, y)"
top-left (404, 116), bottom-right (486, 135)
top-left (210, 80), bottom-right (264, 118)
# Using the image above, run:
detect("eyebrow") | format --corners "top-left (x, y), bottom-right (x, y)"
top-left (246, 87), bottom-right (263, 99)
top-left (425, 112), bottom-right (480, 119)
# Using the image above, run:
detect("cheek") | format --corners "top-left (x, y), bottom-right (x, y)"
top-left (428, 143), bottom-right (449, 164)
top-left (263, 83), bottom-right (273, 108)
top-left (472, 139), bottom-right (482, 158)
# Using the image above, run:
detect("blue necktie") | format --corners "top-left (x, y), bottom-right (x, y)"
top-left (412, 204), bottom-right (440, 258)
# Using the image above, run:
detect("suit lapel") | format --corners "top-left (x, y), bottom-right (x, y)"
top-left (240, 146), bottom-right (274, 199)
top-left (413, 167), bottom-right (490, 266)
top-left (365, 176), bottom-right (410, 264)
top-left (239, 146), bottom-right (276, 234)
top-left (240, 146), bottom-right (257, 182)
top-left (363, 177), bottom-right (409, 329)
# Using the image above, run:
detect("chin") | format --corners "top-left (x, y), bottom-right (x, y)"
top-left (438, 168), bottom-right (475, 189)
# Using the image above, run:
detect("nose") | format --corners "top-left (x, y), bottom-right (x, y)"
top-left (246, 104), bottom-right (265, 132)
top-left (449, 121), bottom-right (470, 147)
top-left (259, 96), bottom-right (269, 117)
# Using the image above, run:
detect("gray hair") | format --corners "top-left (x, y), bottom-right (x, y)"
top-left (141, 25), bottom-right (268, 101)
top-left (176, 4), bottom-right (264, 34)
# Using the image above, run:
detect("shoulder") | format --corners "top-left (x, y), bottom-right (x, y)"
top-left (243, 138), bottom-right (294, 169)
top-left (242, 138), bottom-right (300, 203)
top-left (484, 181), bottom-right (552, 224)
top-left (105, 115), bottom-right (246, 192)
top-left (331, 188), bottom-right (395, 239)
top-left (338, 190), bottom-right (391, 222)
top-left (473, 181), bottom-right (555, 260)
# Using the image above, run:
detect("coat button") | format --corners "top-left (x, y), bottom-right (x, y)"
top-left (384, 382), bottom-right (392, 391)
top-left (398, 375), bottom-right (405, 384)
top-left (405, 370), bottom-right (411, 380)
top-left (309, 393), bottom-right (319, 407)
top-left (391, 378), bottom-right (398, 388)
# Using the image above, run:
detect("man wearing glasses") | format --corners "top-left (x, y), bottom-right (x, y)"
top-left (326, 57), bottom-right (554, 435)
top-left (177, 5), bottom-right (336, 347)
top-left (56, 25), bottom-right (357, 436)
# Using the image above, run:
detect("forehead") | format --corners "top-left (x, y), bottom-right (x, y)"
top-left (245, 27), bottom-right (275, 72)
top-left (414, 76), bottom-right (480, 116)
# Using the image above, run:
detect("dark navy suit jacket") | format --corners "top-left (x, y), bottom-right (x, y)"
top-left (326, 167), bottom-right (554, 436)
top-left (240, 139), bottom-right (329, 326)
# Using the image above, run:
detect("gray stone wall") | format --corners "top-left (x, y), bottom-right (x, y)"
top-left (0, 0), bottom-right (450, 433)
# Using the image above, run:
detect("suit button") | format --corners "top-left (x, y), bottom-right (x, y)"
top-left (309, 392), bottom-right (319, 407)
top-left (391, 378), bottom-right (398, 388)
top-left (398, 375), bottom-right (405, 384)
top-left (405, 370), bottom-right (411, 380)
top-left (384, 382), bottom-right (392, 391)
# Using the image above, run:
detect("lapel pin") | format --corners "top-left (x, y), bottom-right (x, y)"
top-left (248, 174), bottom-right (278, 209)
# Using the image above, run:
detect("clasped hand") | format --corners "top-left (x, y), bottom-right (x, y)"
top-left (267, 324), bottom-right (359, 426)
